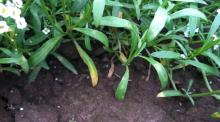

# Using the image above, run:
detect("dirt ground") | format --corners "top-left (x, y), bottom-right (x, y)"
top-left (0, 55), bottom-right (220, 122)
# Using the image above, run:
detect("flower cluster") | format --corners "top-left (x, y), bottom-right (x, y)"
top-left (213, 34), bottom-right (219, 50)
top-left (217, 9), bottom-right (220, 14)
top-left (42, 27), bottom-right (50, 35)
top-left (0, 0), bottom-right (27, 34)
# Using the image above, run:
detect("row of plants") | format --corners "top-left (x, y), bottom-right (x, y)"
top-left (0, 0), bottom-right (220, 107)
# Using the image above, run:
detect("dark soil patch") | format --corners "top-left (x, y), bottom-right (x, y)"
top-left (0, 57), bottom-right (220, 122)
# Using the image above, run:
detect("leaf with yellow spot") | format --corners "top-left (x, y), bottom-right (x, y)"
top-left (74, 41), bottom-right (98, 87)
top-left (119, 52), bottom-right (127, 64)
top-left (157, 90), bottom-right (183, 97)
top-left (211, 112), bottom-right (220, 119)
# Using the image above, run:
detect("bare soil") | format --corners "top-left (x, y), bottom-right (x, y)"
top-left (0, 56), bottom-right (220, 122)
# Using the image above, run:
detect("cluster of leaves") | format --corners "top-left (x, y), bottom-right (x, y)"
top-left (0, 0), bottom-right (220, 103)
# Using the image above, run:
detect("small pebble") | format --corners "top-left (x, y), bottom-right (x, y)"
top-left (20, 107), bottom-right (24, 111)
top-left (10, 90), bottom-right (14, 93)
top-left (176, 109), bottom-right (181, 112)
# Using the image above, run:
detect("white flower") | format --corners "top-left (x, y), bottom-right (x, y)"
top-left (213, 45), bottom-right (219, 50)
top-left (195, 28), bottom-right (199, 33)
top-left (184, 31), bottom-right (189, 37)
top-left (0, 21), bottom-right (10, 34)
top-left (12, 0), bottom-right (23, 8)
top-left (42, 28), bottom-right (50, 35)
top-left (0, 4), bottom-right (11, 18)
top-left (184, 27), bottom-right (190, 37)
top-left (217, 9), bottom-right (220, 14)
top-left (212, 34), bottom-right (218, 41)
top-left (180, 54), bottom-right (186, 59)
top-left (6, 1), bottom-right (14, 7)
top-left (9, 6), bottom-right (21, 19)
top-left (15, 17), bottom-right (27, 29)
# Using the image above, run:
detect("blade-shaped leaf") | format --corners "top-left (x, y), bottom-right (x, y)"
top-left (52, 52), bottom-right (78, 74)
top-left (182, 60), bottom-right (219, 76)
top-left (106, 0), bottom-right (134, 8)
top-left (157, 90), bottom-right (183, 97)
top-left (115, 66), bottom-right (129, 100)
top-left (188, 4), bottom-right (199, 37)
top-left (99, 16), bottom-right (133, 29)
top-left (211, 112), bottom-right (220, 119)
top-left (139, 56), bottom-right (168, 89)
top-left (0, 67), bottom-right (21, 76)
top-left (74, 28), bottom-right (109, 47)
top-left (202, 51), bottom-right (220, 68)
top-left (142, 7), bottom-right (168, 42)
top-left (133, 0), bottom-right (141, 20)
top-left (189, 38), bottom-right (220, 58)
top-left (170, 8), bottom-right (207, 20)
top-left (29, 36), bottom-right (61, 67)
top-left (208, 13), bottom-right (220, 39)
top-left (171, 0), bottom-right (207, 4)
top-left (0, 55), bottom-right (29, 73)
top-left (93, 0), bottom-right (105, 25)
top-left (151, 51), bottom-right (181, 59)
top-left (74, 41), bottom-right (98, 87)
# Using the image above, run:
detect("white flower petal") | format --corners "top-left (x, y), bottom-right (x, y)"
top-left (16, 17), bottom-right (27, 29)
top-left (213, 45), bottom-right (219, 50)
top-left (217, 9), bottom-right (220, 14)
top-left (12, 0), bottom-right (23, 8)
top-left (0, 21), bottom-right (10, 34)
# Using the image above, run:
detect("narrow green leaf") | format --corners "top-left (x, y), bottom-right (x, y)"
top-left (157, 90), bottom-right (183, 97)
top-left (25, 32), bottom-right (47, 46)
top-left (208, 13), bottom-right (220, 39)
top-left (0, 48), bottom-right (14, 56)
top-left (171, 0), bottom-right (207, 4)
top-left (211, 112), bottom-right (220, 118)
top-left (140, 56), bottom-right (168, 89)
top-left (189, 38), bottom-right (220, 58)
top-left (0, 67), bottom-right (21, 76)
top-left (142, 7), bottom-right (168, 42)
top-left (133, 0), bottom-right (141, 20)
top-left (183, 60), bottom-right (219, 76)
top-left (99, 16), bottom-right (140, 56)
top-left (203, 51), bottom-right (220, 68)
top-left (0, 49), bottom-right (29, 73)
top-left (74, 41), bottom-right (98, 87)
top-left (188, 4), bottom-right (199, 37)
top-left (28, 66), bottom-right (41, 82)
top-left (99, 16), bottom-right (133, 29)
top-left (74, 28), bottom-right (109, 47)
top-left (106, 0), bottom-right (134, 8)
top-left (29, 36), bottom-right (61, 67)
top-left (0, 55), bottom-right (29, 73)
top-left (151, 51), bottom-right (181, 59)
top-left (52, 52), bottom-right (78, 74)
top-left (115, 66), bottom-right (129, 100)
top-left (85, 36), bottom-right (92, 51)
top-left (142, 3), bottom-right (159, 10)
top-left (93, 0), bottom-right (105, 25)
top-left (71, 0), bottom-right (88, 13)
top-left (18, 54), bottom-right (29, 73)
top-left (170, 8), bottom-right (207, 20)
